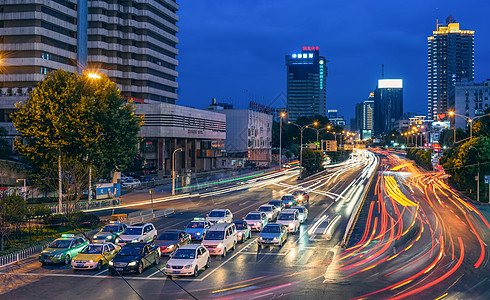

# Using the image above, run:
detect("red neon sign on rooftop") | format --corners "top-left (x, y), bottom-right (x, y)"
top-left (302, 46), bottom-right (319, 51)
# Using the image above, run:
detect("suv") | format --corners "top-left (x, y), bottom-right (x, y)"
top-left (281, 194), bottom-right (297, 208)
top-left (276, 209), bottom-right (300, 233)
top-left (116, 223), bottom-right (157, 246)
top-left (206, 209), bottom-right (233, 224)
top-left (202, 223), bottom-right (237, 257)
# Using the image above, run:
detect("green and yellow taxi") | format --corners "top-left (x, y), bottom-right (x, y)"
top-left (39, 234), bottom-right (89, 265)
top-left (93, 221), bottom-right (127, 243)
top-left (71, 242), bottom-right (120, 270)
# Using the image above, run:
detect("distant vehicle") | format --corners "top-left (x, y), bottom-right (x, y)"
top-left (276, 209), bottom-right (300, 233)
top-left (268, 200), bottom-right (285, 213)
top-left (71, 242), bottom-right (120, 270)
top-left (141, 176), bottom-right (155, 182)
top-left (292, 190), bottom-right (309, 203)
top-left (164, 244), bottom-right (210, 277)
top-left (93, 221), bottom-right (127, 243)
top-left (206, 209), bottom-right (233, 224)
top-left (232, 221), bottom-right (252, 243)
top-left (291, 206), bottom-right (308, 223)
top-left (116, 223), bottom-right (157, 246)
top-left (184, 218), bottom-right (212, 241)
top-left (122, 179), bottom-right (141, 188)
top-left (243, 212), bottom-right (268, 231)
top-left (281, 194), bottom-right (297, 208)
top-left (202, 223), bottom-right (237, 257)
top-left (258, 224), bottom-right (288, 247)
top-left (258, 204), bottom-right (278, 221)
top-left (39, 234), bottom-right (89, 265)
top-left (109, 242), bottom-right (159, 275)
top-left (154, 230), bottom-right (191, 256)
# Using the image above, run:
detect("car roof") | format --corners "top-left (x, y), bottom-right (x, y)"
top-left (232, 220), bottom-right (246, 224)
top-left (283, 194), bottom-right (294, 196)
top-left (259, 204), bottom-right (274, 208)
top-left (122, 242), bottom-right (152, 247)
top-left (264, 223), bottom-right (281, 227)
top-left (88, 242), bottom-right (115, 246)
top-left (208, 223), bottom-right (233, 231)
top-left (291, 206), bottom-right (305, 209)
top-left (246, 211), bottom-right (262, 215)
top-left (159, 230), bottom-right (183, 234)
top-left (210, 209), bottom-right (228, 212)
top-left (128, 223), bottom-right (152, 227)
top-left (269, 200), bottom-right (283, 203)
top-left (281, 209), bottom-right (298, 214)
top-left (178, 244), bottom-right (203, 250)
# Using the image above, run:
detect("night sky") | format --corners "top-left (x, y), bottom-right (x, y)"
top-left (176, 0), bottom-right (490, 122)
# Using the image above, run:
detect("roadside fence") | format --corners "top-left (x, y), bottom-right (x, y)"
top-left (126, 208), bottom-right (175, 225)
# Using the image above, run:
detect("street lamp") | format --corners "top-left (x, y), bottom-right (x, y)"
top-left (172, 148), bottom-right (183, 195)
top-left (469, 146), bottom-right (481, 202)
top-left (287, 121), bottom-right (316, 177)
top-left (279, 112), bottom-right (286, 169)
top-left (308, 123), bottom-right (330, 144)
top-left (16, 179), bottom-right (26, 201)
top-left (85, 72), bottom-right (101, 203)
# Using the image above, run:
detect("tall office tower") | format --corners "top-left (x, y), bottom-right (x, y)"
top-left (374, 79), bottom-right (403, 136)
top-left (355, 93), bottom-right (374, 139)
top-left (0, 0), bottom-right (179, 105)
top-left (427, 16), bottom-right (474, 121)
top-left (285, 46), bottom-right (327, 121)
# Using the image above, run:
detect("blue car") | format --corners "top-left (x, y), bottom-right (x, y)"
top-left (184, 218), bottom-right (211, 241)
top-left (258, 223), bottom-right (288, 247)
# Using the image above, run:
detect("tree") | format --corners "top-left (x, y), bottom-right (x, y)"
top-left (0, 194), bottom-right (27, 251)
top-left (301, 148), bottom-right (324, 176)
top-left (0, 127), bottom-right (11, 159)
top-left (12, 70), bottom-right (143, 208)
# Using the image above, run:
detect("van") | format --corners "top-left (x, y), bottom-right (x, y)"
top-left (202, 223), bottom-right (237, 257)
top-left (276, 209), bottom-right (300, 233)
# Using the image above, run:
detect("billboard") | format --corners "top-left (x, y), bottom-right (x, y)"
top-left (378, 79), bottom-right (403, 89)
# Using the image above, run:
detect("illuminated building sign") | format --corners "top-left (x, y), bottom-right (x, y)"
top-left (302, 46), bottom-right (319, 51)
top-left (378, 79), bottom-right (403, 89)
top-left (292, 53), bottom-right (314, 59)
top-left (319, 60), bottom-right (325, 89)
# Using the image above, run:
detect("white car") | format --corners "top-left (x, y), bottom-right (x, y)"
top-left (116, 223), bottom-right (157, 246)
top-left (206, 209), bottom-right (233, 224)
top-left (243, 212), bottom-right (268, 231)
top-left (165, 244), bottom-right (210, 277)
top-left (291, 206), bottom-right (308, 223)
top-left (202, 223), bottom-right (237, 257)
top-left (122, 179), bottom-right (141, 188)
top-left (276, 209), bottom-right (300, 233)
top-left (258, 205), bottom-right (278, 221)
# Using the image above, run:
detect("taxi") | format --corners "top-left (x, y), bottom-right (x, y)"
top-left (39, 234), bottom-right (89, 265)
top-left (71, 242), bottom-right (120, 270)
top-left (184, 218), bottom-right (212, 241)
top-left (93, 221), bottom-right (127, 243)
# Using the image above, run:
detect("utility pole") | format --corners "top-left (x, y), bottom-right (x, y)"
top-left (58, 153), bottom-right (62, 214)
top-left (172, 148), bottom-right (183, 196)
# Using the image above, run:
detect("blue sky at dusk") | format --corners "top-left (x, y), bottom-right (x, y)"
top-left (176, 0), bottom-right (490, 121)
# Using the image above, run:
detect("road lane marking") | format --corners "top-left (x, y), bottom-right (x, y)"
top-left (94, 269), bottom-right (108, 276)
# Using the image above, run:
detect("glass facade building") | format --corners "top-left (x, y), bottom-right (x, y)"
top-left (374, 79), bottom-right (403, 136)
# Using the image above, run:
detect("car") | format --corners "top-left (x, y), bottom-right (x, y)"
top-left (268, 200), bottom-right (285, 213)
top-left (116, 223), bottom-right (157, 246)
top-left (258, 224), bottom-right (288, 247)
top-left (292, 190), bottom-right (309, 204)
top-left (39, 234), bottom-right (89, 265)
top-left (108, 242), bottom-right (160, 275)
top-left (141, 176), bottom-right (155, 182)
top-left (154, 230), bottom-right (191, 256)
top-left (281, 194), bottom-right (297, 208)
top-left (122, 179), bottom-right (141, 188)
top-left (243, 212), bottom-right (268, 231)
top-left (184, 218), bottom-right (212, 241)
top-left (71, 242), bottom-right (120, 270)
top-left (232, 221), bottom-right (252, 243)
top-left (93, 221), bottom-right (128, 243)
top-left (206, 209), bottom-right (233, 224)
top-left (291, 206), bottom-right (308, 223)
top-left (276, 209), bottom-right (301, 233)
top-left (202, 223), bottom-right (237, 257)
top-left (164, 244), bottom-right (210, 277)
top-left (258, 204), bottom-right (278, 221)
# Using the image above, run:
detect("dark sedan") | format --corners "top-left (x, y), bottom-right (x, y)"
top-left (108, 243), bottom-right (159, 275)
top-left (154, 230), bottom-right (191, 256)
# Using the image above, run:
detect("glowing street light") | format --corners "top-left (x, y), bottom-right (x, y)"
top-left (87, 72), bottom-right (101, 79)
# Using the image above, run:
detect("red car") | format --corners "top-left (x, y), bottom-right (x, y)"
top-left (154, 231), bottom-right (191, 256)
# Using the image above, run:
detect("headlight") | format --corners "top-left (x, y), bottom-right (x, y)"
top-left (109, 261), bottom-right (113, 266)
top-left (93, 235), bottom-right (98, 239)
top-left (132, 239), bottom-right (139, 243)
top-left (255, 222), bottom-right (261, 226)
top-left (115, 238), bottom-right (119, 243)
top-left (238, 232), bottom-right (243, 236)
top-left (54, 253), bottom-right (62, 258)
top-left (259, 237), bottom-right (264, 241)
top-left (184, 264), bottom-right (193, 269)
top-left (273, 237), bottom-right (278, 241)
top-left (216, 243), bottom-right (223, 249)
top-left (298, 195), bottom-right (303, 200)
top-left (89, 260), bottom-right (94, 263)
top-left (168, 245), bottom-right (175, 249)
top-left (267, 213), bottom-right (272, 218)
top-left (106, 235), bottom-right (113, 240)
top-left (128, 261), bottom-right (137, 266)
top-left (196, 232), bottom-right (201, 236)
top-left (289, 223), bottom-right (294, 228)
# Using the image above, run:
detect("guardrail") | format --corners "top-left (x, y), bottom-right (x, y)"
top-left (46, 198), bottom-right (120, 214)
top-left (126, 208), bottom-right (175, 225)
top-left (0, 228), bottom-right (99, 268)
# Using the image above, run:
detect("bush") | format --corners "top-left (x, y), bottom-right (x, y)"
top-left (67, 211), bottom-right (100, 228)
top-left (27, 197), bottom-right (56, 205)
top-left (45, 214), bottom-right (69, 225)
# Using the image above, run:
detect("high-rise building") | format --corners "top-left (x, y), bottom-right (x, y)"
top-left (374, 79), bottom-right (403, 136)
top-left (451, 79), bottom-right (490, 129)
top-left (0, 0), bottom-right (179, 104)
top-left (354, 93), bottom-right (374, 140)
top-left (285, 46), bottom-right (327, 121)
top-left (427, 16), bottom-right (474, 121)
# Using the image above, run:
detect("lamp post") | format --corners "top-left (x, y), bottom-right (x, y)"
top-left (279, 112), bottom-right (286, 169)
top-left (287, 121), bottom-right (316, 177)
top-left (86, 72), bottom-right (101, 203)
top-left (469, 146), bottom-right (480, 202)
top-left (448, 111), bottom-right (490, 141)
top-left (308, 126), bottom-right (329, 144)
top-left (172, 148), bottom-right (183, 196)
top-left (16, 179), bottom-right (26, 201)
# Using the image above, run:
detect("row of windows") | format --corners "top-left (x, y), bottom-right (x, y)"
top-left (41, 6), bottom-right (76, 24)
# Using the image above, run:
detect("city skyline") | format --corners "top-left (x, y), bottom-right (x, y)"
top-left (177, 0), bottom-right (490, 121)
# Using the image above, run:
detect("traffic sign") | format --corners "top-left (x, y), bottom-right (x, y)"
top-left (485, 175), bottom-right (490, 184)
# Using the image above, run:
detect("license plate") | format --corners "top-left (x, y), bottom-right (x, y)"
top-left (173, 271), bottom-right (180, 274)
top-left (116, 268), bottom-right (123, 271)
top-left (44, 260), bottom-right (51, 263)
top-left (77, 264), bottom-right (84, 267)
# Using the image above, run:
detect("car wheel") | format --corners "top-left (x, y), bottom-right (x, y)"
top-left (206, 258), bottom-right (210, 269)
top-left (222, 247), bottom-right (227, 257)
top-left (137, 262), bottom-right (143, 274)
top-left (64, 255), bottom-right (70, 265)
top-left (153, 235), bottom-right (157, 242)
top-left (97, 261), bottom-right (103, 270)
top-left (193, 266), bottom-right (199, 277)
top-left (155, 255), bottom-right (160, 265)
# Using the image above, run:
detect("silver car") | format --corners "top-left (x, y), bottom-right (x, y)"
top-left (258, 205), bottom-right (278, 221)
top-left (291, 206), bottom-right (308, 223)
top-left (243, 212), bottom-right (268, 231)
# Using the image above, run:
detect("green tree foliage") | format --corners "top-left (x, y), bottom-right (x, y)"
top-left (301, 149), bottom-right (324, 176)
top-left (440, 137), bottom-right (490, 202)
top-left (406, 148), bottom-right (433, 171)
top-left (0, 127), bottom-right (11, 159)
top-left (0, 194), bottom-right (28, 251)
top-left (12, 70), bottom-right (143, 201)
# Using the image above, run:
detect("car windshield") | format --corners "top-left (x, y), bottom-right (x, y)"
top-left (82, 245), bottom-right (103, 254)
top-left (262, 226), bottom-right (280, 233)
top-left (246, 214), bottom-right (260, 220)
top-left (282, 196), bottom-right (294, 201)
top-left (118, 246), bottom-right (143, 256)
top-left (204, 231), bottom-right (224, 240)
top-left (122, 228), bottom-right (143, 235)
top-left (157, 232), bottom-right (179, 240)
top-left (101, 225), bottom-right (119, 232)
top-left (258, 207), bottom-right (272, 212)
top-left (234, 223), bottom-right (245, 230)
top-left (48, 239), bottom-right (72, 248)
top-left (269, 201), bottom-right (281, 207)
top-left (209, 211), bottom-right (225, 217)
top-left (187, 222), bottom-right (204, 229)
top-left (278, 213), bottom-right (295, 220)
top-left (172, 249), bottom-right (195, 259)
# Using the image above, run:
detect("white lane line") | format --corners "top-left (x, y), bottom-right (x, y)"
top-left (239, 252), bottom-right (288, 256)
top-left (94, 269), bottom-right (108, 276)
top-left (0, 271), bottom-right (198, 281)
